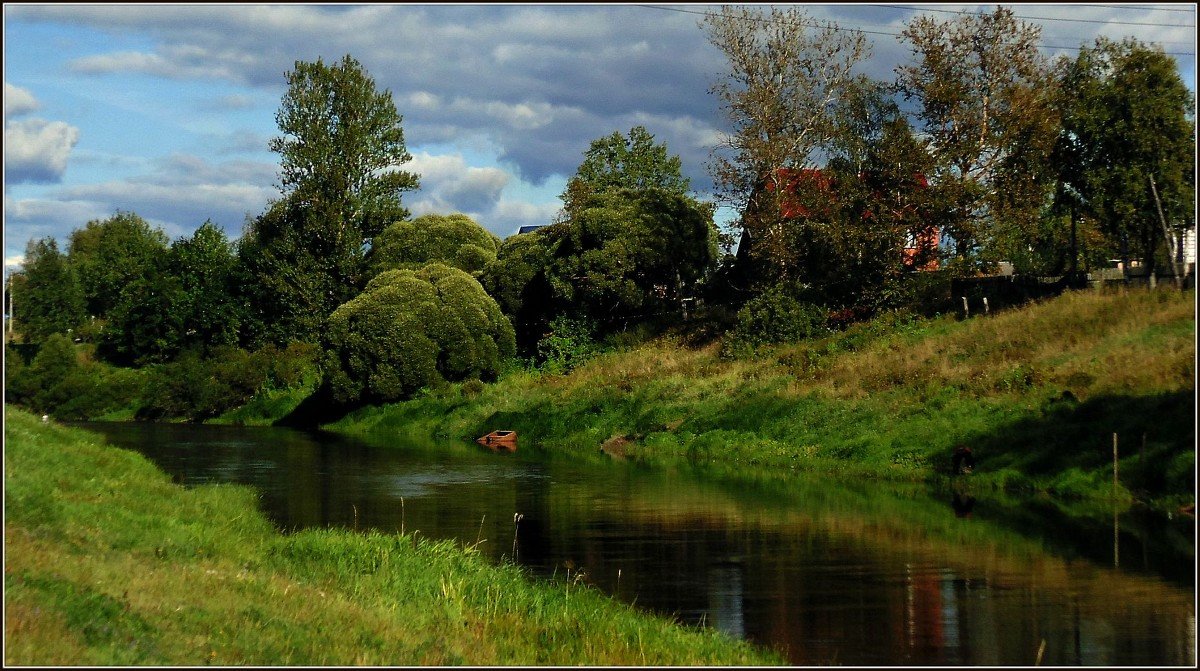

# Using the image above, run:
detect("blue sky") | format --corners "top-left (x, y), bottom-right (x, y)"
top-left (4, 3), bottom-right (1196, 273)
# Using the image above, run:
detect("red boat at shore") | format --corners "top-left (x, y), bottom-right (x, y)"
top-left (476, 430), bottom-right (517, 451)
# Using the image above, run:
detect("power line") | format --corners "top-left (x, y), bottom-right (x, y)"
top-left (1077, 4), bottom-right (1197, 12)
top-left (638, 5), bottom-right (1197, 57)
top-left (872, 4), bottom-right (1195, 28)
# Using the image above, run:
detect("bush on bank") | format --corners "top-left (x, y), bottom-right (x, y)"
top-left (323, 264), bottom-right (517, 405)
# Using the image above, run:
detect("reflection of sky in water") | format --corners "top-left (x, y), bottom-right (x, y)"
top-left (369, 464), bottom-right (549, 498)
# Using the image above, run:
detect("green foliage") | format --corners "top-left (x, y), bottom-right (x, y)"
top-left (11, 238), bottom-right (86, 343)
top-left (67, 211), bottom-right (169, 318)
top-left (560, 126), bottom-right (690, 215)
top-left (271, 54), bottom-right (419, 241)
top-left (98, 270), bottom-right (184, 366)
top-left (722, 284), bottom-right (829, 357)
top-left (10, 334), bottom-right (79, 413)
top-left (243, 55), bottom-right (420, 347)
top-left (554, 188), bottom-right (718, 326)
top-left (701, 5), bottom-right (867, 284)
top-left (324, 264), bottom-right (516, 405)
top-left (480, 231), bottom-right (557, 355)
top-left (897, 6), bottom-right (1059, 270)
top-left (1055, 38), bottom-right (1195, 276)
top-left (368, 213), bottom-right (500, 277)
top-left (484, 188), bottom-right (717, 353)
top-left (135, 344), bottom-right (313, 422)
top-left (237, 198), bottom-right (356, 346)
top-left (536, 315), bottom-right (599, 374)
top-left (167, 221), bottom-right (244, 351)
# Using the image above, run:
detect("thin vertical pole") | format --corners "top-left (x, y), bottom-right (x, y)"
top-left (1112, 432), bottom-right (1119, 568)
top-left (1149, 175), bottom-right (1183, 289)
top-left (1112, 433), bottom-right (1119, 494)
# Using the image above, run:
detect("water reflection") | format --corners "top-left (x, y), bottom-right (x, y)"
top-left (76, 422), bottom-right (1195, 666)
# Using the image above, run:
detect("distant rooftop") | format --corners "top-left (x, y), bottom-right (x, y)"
top-left (517, 225), bottom-right (545, 235)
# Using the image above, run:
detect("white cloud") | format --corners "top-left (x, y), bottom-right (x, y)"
top-left (4, 117), bottom-right (80, 183)
top-left (4, 82), bottom-right (39, 117)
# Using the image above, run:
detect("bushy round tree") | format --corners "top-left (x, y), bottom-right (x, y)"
top-left (323, 264), bottom-right (515, 404)
top-left (368, 213), bottom-right (501, 277)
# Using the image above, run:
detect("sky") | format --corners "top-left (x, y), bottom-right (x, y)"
top-left (3, 3), bottom-right (1196, 274)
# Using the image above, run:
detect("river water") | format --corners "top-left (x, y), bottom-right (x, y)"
top-left (75, 421), bottom-right (1196, 666)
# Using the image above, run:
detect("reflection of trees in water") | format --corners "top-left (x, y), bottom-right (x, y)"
top-left (100, 423), bottom-right (1196, 667)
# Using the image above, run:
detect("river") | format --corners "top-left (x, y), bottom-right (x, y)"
top-left (75, 421), bottom-right (1196, 666)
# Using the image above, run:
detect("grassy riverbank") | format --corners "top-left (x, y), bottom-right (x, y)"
top-left (3, 408), bottom-right (782, 665)
top-left (328, 287), bottom-right (1196, 509)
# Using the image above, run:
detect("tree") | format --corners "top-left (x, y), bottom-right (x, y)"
top-left (367, 213), bottom-right (501, 277)
top-left (13, 238), bottom-right (85, 342)
top-left (1055, 38), bottom-right (1195, 279)
top-left (701, 5), bottom-right (868, 283)
top-left (480, 230), bottom-right (558, 355)
top-left (896, 6), bottom-right (1060, 272)
top-left (67, 211), bottom-right (169, 318)
top-left (99, 269), bottom-right (184, 366)
top-left (168, 221), bottom-right (245, 351)
top-left (323, 264), bottom-right (515, 405)
top-left (249, 54), bottom-right (420, 344)
top-left (271, 54), bottom-right (419, 241)
top-left (560, 126), bottom-right (691, 216)
top-left (237, 199), bottom-right (339, 347)
top-left (782, 77), bottom-right (940, 310)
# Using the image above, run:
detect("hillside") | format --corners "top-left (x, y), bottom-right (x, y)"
top-left (328, 287), bottom-right (1196, 507)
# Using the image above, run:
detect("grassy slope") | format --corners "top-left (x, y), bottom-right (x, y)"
top-left (329, 287), bottom-right (1196, 506)
top-left (3, 408), bottom-right (781, 666)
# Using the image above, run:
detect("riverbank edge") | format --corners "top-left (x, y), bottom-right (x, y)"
top-left (318, 289), bottom-right (1196, 513)
top-left (3, 406), bottom-right (784, 666)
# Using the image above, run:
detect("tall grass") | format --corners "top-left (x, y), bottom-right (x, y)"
top-left (331, 287), bottom-right (1195, 506)
top-left (3, 407), bottom-right (782, 666)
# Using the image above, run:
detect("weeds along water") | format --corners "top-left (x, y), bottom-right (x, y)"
top-left (3, 408), bottom-right (783, 666)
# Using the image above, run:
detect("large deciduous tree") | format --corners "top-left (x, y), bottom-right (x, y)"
top-left (270, 54), bottom-right (419, 242)
top-left (247, 54), bottom-right (419, 345)
top-left (12, 238), bottom-right (85, 342)
top-left (67, 211), bottom-right (169, 318)
top-left (896, 6), bottom-right (1059, 272)
top-left (168, 221), bottom-right (245, 351)
top-left (484, 188), bottom-right (718, 352)
top-left (1055, 38), bottom-right (1195, 280)
top-left (560, 125), bottom-right (691, 216)
top-left (701, 5), bottom-right (867, 284)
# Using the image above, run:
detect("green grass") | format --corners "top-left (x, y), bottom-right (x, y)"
top-left (3, 407), bottom-right (783, 666)
top-left (328, 287), bottom-right (1195, 508)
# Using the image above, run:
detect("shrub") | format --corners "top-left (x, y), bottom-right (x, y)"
top-left (722, 284), bottom-right (828, 357)
top-left (537, 315), bottom-right (599, 374)
top-left (324, 264), bottom-right (516, 405)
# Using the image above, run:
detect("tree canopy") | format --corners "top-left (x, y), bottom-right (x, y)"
top-left (1055, 38), bottom-right (1195, 277)
top-left (484, 187), bottom-right (718, 351)
top-left (67, 211), bottom-right (169, 318)
top-left (560, 126), bottom-right (691, 216)
top-left (323, 264), bottom-right (515, 405)
top-left (12, 238), bottom-right (85, 343)
top-left (896, 6), bottom-right (1059, 271)
top-left (247, 54), bottom-right (421, 346)
top-left (367, 213), bottom-right (501, 277)
top-left (701, 5), bottom-right (869, 286)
